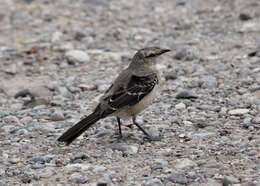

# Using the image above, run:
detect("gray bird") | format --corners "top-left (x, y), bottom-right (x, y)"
top-left (58, 47), bottom-right (171, 145)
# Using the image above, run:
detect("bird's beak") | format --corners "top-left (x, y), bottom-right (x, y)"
top-left (160, 49), bottom-right (171, 54)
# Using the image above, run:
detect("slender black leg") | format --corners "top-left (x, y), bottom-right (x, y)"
top-left (116, 117), bottom-right (123, 138)
top-left (132, 116), bottom-right (152, 138)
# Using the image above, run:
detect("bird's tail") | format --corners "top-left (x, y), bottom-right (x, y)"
top-left (57, 111), bottom-right (102, 145)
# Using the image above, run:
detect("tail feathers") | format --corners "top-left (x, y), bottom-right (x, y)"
top-left (57, 112), bottom-right (101, 145)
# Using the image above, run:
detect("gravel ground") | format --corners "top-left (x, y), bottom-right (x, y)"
top-left (0, 0), bottom-right (260, 185)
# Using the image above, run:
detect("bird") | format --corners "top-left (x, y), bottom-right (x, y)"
top-left (57, 47), bottom-right (171, 145)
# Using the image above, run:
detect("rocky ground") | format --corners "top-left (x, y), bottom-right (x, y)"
top-left (0, 0), bottom-right (260, 185)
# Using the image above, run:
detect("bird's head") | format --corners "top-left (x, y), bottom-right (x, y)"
top-left (131, 47), bottom-right (171, 68)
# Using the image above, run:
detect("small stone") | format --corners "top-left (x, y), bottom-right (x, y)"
top-left (178, 133), bottom-right (186, 138)
top-left (1, 125), bottom-right (19, 134)
top-left (176, 90), bottom-right (198, 99)
top-left (16, 128), bottom-right (28, 135)
top-left (174, 48), bottom-right (196, 61)
top-left (31, 162), bottom-right (46, 169)
top-left (3, 116), bottom-right (22, 126)
top-left (38, 168), bottom-right (54, 178)
top-left (70, 153), bottom-right (89, 163)
top-left (239, 13), bottom-right (252, 21)
top-left (110, 144), bottom-right (139, 155)
top-left (243, 117), bottom-right (252, 128)
top-left (69, 173), bottom-right (87, 184)
top-left (9, 158), bottom-right (20, 164)
top-left (51, 31), bottom-right (63, 42)
top-left (96, 181), bottom-right (108, 186)
top-left (95, 128), bottom-right (113, 138)
top-left (165, 72), bottom-right (177, 81)
top-left (78, 84), bottom-right (97, 91)
top-left (228, 109), bottom-right (250, 115)
top-left (92, 165), bottom-right (106, 173)
top-left (56, 86), bottom-right (70, 97)
top-left (20, 116), bottom-right (33, 125)
top-left (252, 117), bottom-right (260, 124)
top-left (197, 105), bottom-right (221, 112)
top-left (167, 172), bottom-right (188, 184)
top-left (30, 156), bottom-right (45, 164)
top-left (199, 76), bottom-right (218, 88)
top-left (127, 145), bottom-right (139, 154)
top-left (50, 110), bottom-right (65, 121)
top-left (191, 132), bottom-right (216, 138)
top-left (175, 102), bottom-right (186, 110)
top-left (222, 175), bottom-right (240, 185)
top-left (65, 50), bottom-right (90, 64)
top-left (144, 178), bottom-right (163, 186)
top-left (175, 158), bottom-right (196, 169)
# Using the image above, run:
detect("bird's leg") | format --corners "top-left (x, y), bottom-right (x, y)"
top-left (132, 116), bottom-right (152, 139)
top-left (132, 116), bottom-right (161, 141)
top-left (116, 117), bottom-right (123, 138)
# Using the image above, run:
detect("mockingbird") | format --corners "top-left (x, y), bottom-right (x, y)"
top-left (58, 47), bottom-right (171, 145)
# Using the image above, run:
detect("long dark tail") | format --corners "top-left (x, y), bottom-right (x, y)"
top-left (57, 112), bottom-right (102, 145)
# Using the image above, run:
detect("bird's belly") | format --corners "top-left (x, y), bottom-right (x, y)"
top-left (115, 85), bottom-right (159, 119)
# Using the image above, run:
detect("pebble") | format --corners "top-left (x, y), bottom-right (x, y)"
top-left (175, 158), bottom-right (197, 169)
top-left (252, 117), bottom-right (260, 124)
top-left (239, 13), bottom-right (252, 21)
top-left (69, 172), bottom-right (87, 184)
top-left (51, 31), bottom-right (63, 42)
top-left (176, 90), bottom-right (198, 99)
top-left (96, 181), bottom-right (108, 186)
top-left (197, 105), bottom-right (221, 112)
top-left (1, 125), bottom-right (19, 134)
top-left (165, 72), bottom-right (177, 81)
top-left (92, 165), bottom-right (107, 174)
top-left (70, 153), bottom-right (89, 163)
top-left (243, 117), bottom-right (252, 128)
top-left (167, 172), bottom-right (188, 184)
top-left (228, 109), bottom-right (250, 115)
top-left (222, 175), bottom-right (240, 185)
top-left (3, 115), bottom-right (22, 126)
top-left (50, 110), bottom-right (65, 121)
top-left (175, 102), bottom-right (186, 110)
top-left (191, 132), bottom-right (216, 138)
top-left (16, 128), bottom-right (28, 135)
top-left (110, 144), bottom-right (139, 155)
top-left (144, 178), bottom-right (163, 186)
top-left (31, 162), bottom-right (46, 169)
top-left (174, 48), bottom-right (196, 61)
top-left (20, 116), bottom-right (33, 124)
top-left (39, 168), bottom-right (54, 178)
top-left (65, 50), bottom-right (90, 64)
top-left (199, 76), bottom-right (218, 88)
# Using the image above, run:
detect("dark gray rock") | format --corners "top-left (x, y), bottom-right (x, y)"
top-left (176, 90), bottom-right (198, 99)
top-left (239, 13), bottom-right (252, 21)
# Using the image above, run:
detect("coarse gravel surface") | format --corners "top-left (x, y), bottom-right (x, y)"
top-left (0, 0), bottom-right (260, 185)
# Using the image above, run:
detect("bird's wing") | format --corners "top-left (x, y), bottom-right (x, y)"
top-left (102, 73), bottom-right (158, 110)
